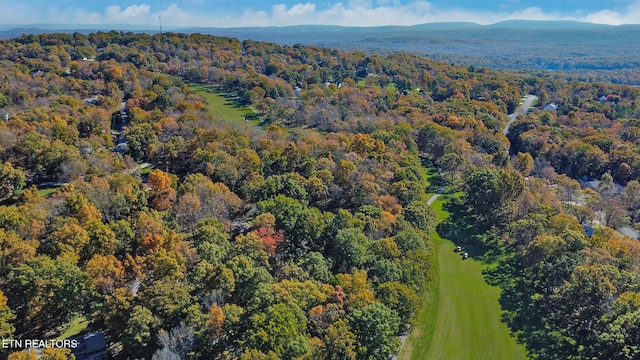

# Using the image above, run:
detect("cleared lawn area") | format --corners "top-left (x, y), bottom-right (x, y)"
top-left (188, 84), bottom-right (257, 123)
top-left (398, 197), bottom-right (527, 360)
top-left (57, 316), bottom-right (89, 340)
top-left (37, 187), bottom-right (59, 198)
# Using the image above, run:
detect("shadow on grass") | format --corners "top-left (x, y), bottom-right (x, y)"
top-left (437, 196), bottom-right (532, 354)
top-left (436, 196), bottom-right (498, 263)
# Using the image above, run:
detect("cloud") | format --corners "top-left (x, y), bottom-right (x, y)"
top-left (229, 1), bottom-right (569, 27)
top-left (584, 1), bottom-right (640, 25)
top-left (105, 4), bottom-right (152, 23)
top-left (272, 3), bottom-right (316, 18)
top-left (1, 1), bottom-right (640, 28)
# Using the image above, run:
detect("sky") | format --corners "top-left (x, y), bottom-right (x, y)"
top-left (1, 0), bottom-right (640, 28)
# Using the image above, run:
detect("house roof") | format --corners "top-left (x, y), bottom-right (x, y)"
top-left (578, 175), bottom-right (625, 195)
top-left (582, 224), bottom-right (595, 237)
top-left (71, 332), bottom-right (107, 360)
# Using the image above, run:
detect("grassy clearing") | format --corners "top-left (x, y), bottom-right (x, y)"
top-left (139, 163), bottom-right (154, 175)
top-left (37, 187), bottom-right (59, 198)
top-left (188, 84), bottom-right (257, 124)
top-left (398, 196), bottom-right (528, 360)
top-left (57, 316), bottom-right (89, 340)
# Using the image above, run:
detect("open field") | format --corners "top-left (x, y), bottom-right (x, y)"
top-left (398, 197), bottom-right (527, 360)
top-left (187, 84), bottom-right (257, 123)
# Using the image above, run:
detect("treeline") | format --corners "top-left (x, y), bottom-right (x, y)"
top-left (449, 165), bottom-right (640, 360)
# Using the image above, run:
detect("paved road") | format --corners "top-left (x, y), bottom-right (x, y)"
top-left (503, 94), bottom-right (538, 135)
top-left (427, 168), bottom-right (446, 205)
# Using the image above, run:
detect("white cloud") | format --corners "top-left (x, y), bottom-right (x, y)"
top-left (584, 1), bottom-right (640, 25)
top-left (272, 3), bottom-right (316, 18)
top-left (1, 1), bottom-right (640, 28)
top-left (106, 4), bottom-right (152, 23)
top-left (226, 1), bottom-right (570, 27)
top-left (585, 10), bottom-right (624, 25)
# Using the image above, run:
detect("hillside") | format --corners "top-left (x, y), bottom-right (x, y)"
top-left (3, 21), bottom-right (640, 84)
top-left (191, 21), bottom-right (640, 83)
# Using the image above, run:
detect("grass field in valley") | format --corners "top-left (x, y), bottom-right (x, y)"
top-left (187, 84), bottom-right (257, 123)
top-left (398, 197), bottom-right (528, 360)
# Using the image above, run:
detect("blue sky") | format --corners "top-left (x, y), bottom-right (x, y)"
top-left (1, 0), bottom-right (639, 27)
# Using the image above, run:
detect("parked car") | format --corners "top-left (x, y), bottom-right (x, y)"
top-left (455, 246), bottom-right (462, 252)
top-left (462, 252), bottom-right (469, 259)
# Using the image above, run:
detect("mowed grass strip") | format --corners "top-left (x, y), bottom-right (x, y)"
top-left (188, 84), bottom-right (256, 123)
top-left (399, 197), bottom-right (528, 360)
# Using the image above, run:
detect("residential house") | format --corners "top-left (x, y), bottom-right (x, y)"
top-left (71, 332), bottom-right (108, 360)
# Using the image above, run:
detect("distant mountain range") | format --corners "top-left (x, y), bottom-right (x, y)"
top-left (3, 21), bottom-right (640, 79)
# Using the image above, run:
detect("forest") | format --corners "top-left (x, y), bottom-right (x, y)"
top-left (0, 30), bottom-right (640, 359)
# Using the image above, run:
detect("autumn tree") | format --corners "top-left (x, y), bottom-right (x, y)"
top-left (258, 195), bottom-right (327, 258)
top-left (83, 254), bottom-right (124, 294)
top-left (377, 282), bottom-right (420, 331)
top-left (147, 169), bottom-right (177, 211)
top-left (0, 290), bottom-right (15, 339)
top-left (0, 162), bottom-right (26, 202)
top-left (0, 228), bottom-right (38, 276)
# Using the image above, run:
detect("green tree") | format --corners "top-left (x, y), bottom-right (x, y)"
top-left (245, 302), bottom-right (310, 359)
top-left (258, 195), bottom-right (327, 258)
top-left (83, 219), bottom-right (117, 260)
top-left (513, 152), bottom-right (534, 176)
top-left (552, 264), bottom-right (619, 352)
top-left (121, 305), bottom-right (161, 358)
top-left (623, 180), bottom-right (640, 210)
top-left (328, 228), bottom-right (371, 273)
top-left (401, 200), bottom-right (436, 233)
top-left (598, 172), bottom-right (615, 195)
top-left (594, 292), bottom-right (640, 360)
top-left (139, 280), bottom-right (194, 331)
top-left (7, 254), bottom-right (89, 332)
top-left (297, 251), bottom-right (331, 283)
top-left (464, 168), bottom-right (525, 228)
top-left (191, 218), bottom-right (230, 264)
top-left (348, 302), bottom-right (401, 360)
top-left (124, 122), bottom-right (158, 161)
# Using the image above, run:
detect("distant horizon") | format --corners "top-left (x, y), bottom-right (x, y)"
top-left (0, 1), bottom-right (640, 29)
top-left (1, 19), bottom-right (637, 33)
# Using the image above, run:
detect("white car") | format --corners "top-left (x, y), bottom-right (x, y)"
top-left (455, 246), bottom-right (462, 252)
top-left (462, 252), bottom-right (469, 259)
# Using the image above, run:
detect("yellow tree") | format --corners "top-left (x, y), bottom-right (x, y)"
top-left (0, 289), bottom-right (16, 338)
top-left (147, 169), bottom-right (176, 211)
top-left (84, 254), bottom-right (125, 294)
